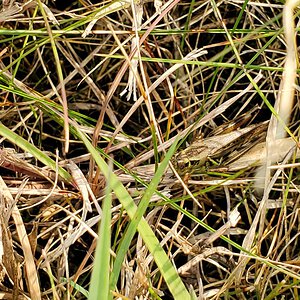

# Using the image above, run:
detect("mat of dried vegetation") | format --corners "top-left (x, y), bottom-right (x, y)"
top-left (0, 0), bottom-right (300, 299)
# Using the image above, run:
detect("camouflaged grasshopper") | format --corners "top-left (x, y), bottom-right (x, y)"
top-left (173, 122), bottom-right (268, 173)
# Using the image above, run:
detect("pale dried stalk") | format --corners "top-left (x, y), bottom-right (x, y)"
top-left (237, 0), bottom-right (300, 288)
top-left (0, 177), bottom-right (41, 300)
top-left (255, 0), bottom-right (299, 192)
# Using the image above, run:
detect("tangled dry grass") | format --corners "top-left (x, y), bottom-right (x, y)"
top-left (0, 0), bottom-right (300, 299)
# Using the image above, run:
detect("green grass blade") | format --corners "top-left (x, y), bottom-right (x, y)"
top-left (109, 137), bottom-right (179, 292)
top-left (75, 129), bottom-right (190, 300)
top-left (88, 170), bottom-right (112, 300)
top-left (37, 0), bottom-right (70, 152)
top-left (61, 278), bottom-right (89, 298)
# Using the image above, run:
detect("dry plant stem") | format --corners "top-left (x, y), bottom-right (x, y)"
top-left (36, 0), bottom-right (70, 153)
top-left (68, 238), bottom-right (97, 295)
top-left (259, 0), bottom-right (299, 220)
top-left (130, 2), bottom-right (168, 154)
top-left (256, 0), bottom-right (299, 192)
top-left (92, 0), bottom-right (180, 145)
top-left (121, 0), bottom-right (143, 101)
top-left (107, 49), bottom-right (207, 157)
top-left (45, 43), bottom-right (109, 111)
top-left (92, 0), bottom-right (180, 143)
top-left (0, 177), bottom-right (41, 300)
top-left (238, 0), bottom-right (300, 287)
top-left (90, 0), bottom-right (180, 185)
top-left (276, 0), bottom-right (298, 140)
top-left (38, 212), bottom-right (100, 268)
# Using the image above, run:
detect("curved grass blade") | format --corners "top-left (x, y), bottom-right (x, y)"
top-left (109, 136), bottom-right (179, 295)
top-left (76, 129), bottom-right (191, 300)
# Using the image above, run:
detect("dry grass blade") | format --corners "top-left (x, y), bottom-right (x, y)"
top-left (92, 0), bottom-right (181, 148)
top-left (36, 0), bottom-right (70, 153)
top-left (66, 160), bottom-right (102, 215)
top-left (0, 177), bottom-right (41, 300)
top-left (256, 0), bottom-right (300, 194)
top-left (228, 137), bottom-right (298, 171)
